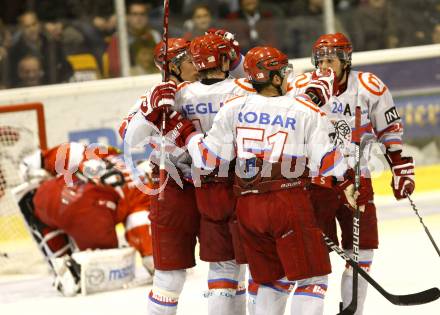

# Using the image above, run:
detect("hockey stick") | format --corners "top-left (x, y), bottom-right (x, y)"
top-left (339, 105), bottom-right (362, 315)
top-left (407, 194), bottom-right (440, 258)
top-left (158, 0), bottom-right (170, 201)
top-left (323, 233), bottom-right (440, 305)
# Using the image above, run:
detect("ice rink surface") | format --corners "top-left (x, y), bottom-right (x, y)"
top-left (1, 192), bottom-right (439, 315)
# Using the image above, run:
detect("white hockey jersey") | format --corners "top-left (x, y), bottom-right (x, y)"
top-left (174, 78), bottom-right (255, 133)
top-left (187, 94), bottom-right (345, 178)
top-left (121, 78), bottom-right (255, 148)
top-left (287, 70), bottom-right (403, 170)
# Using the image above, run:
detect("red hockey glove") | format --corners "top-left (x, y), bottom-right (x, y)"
top-left (335, 169), bottom-right (372, 212)
top-left (206, 28), bottom-right (240, 63)
top-left (164, 111), bottom-right (196, 148)
top-left (305, 69), bottom-right (338, 107)
top-left (386, 150), bottom-right (415, 200)
top-left (142, 81), bottom-right (177, 125)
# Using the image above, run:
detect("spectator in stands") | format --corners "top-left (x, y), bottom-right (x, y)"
top-left (107, 1), bottom-right (161, 77)
top-left (183, 4), bottom-right (214, 40)
top-left (16, 54), bottom-right (44, 88)
top-left (226, 0), bottom-right (283, 53)
top-left (8, 11), bottom-right (73, 87)
top-left (130, 43), bottom-right (159, 76)
top-left (0, 19), bottom-right (11, 89)
top-left (284, 0), bottom-right (347, 57)
top-left (387, 0), bottom-right (436, 47)
top-left (71, 0), bottom-right (116, 73)
top-left (345, 0), bottom-right (399, 51)
top-left (43, 18), bottom-right (86, 56)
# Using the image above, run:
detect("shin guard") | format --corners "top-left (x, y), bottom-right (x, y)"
top-left (291, 275), bottom-right (328, 315)
top-left (148, 269), bottom-right (186, 315)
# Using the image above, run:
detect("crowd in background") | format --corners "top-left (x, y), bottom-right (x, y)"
top-left (0, 0), bottom-right (439, 89)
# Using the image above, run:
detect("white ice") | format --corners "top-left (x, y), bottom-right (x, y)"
top-left (1, 192), bottom-right (439, 315)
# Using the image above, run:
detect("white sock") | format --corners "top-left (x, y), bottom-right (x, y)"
top-left (247, 273), bottom-right (258, 315)
top-left (341, 249), bottom-right (374, 315)
top-left (232, 264), bottom-right (246, 315)
top-left (255, 278), bottom-right (293, 315)
top-left (291, 276), bottom-right (328, 315)
top-left (207, 260), bottom-right (244, 315)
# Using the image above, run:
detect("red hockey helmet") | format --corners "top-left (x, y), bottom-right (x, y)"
top-left (243, 46), bottom-right (290, 83)
top-left (154, 38), bottom-right (190, 70)
top-left (311, 33), bottom-right (353, 67)
top-left (189, 33), bottom-right (236, 71)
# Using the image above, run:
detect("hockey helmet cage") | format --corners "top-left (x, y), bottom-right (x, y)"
top-left (311, 33), bottom-right (353, 67)
top-left (154, 38), bottom-right (190, 70)
top-left (244, 46), bottom-right (290, 84)
top-left (189, 33), bottom-right (236, 71)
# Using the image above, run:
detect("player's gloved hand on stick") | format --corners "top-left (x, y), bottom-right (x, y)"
top-left (386, 150), bottom-right (415, 200)
top-left (141, 81), bottom-right (177, 124)
top-left (335, 169), bottom-right (372, 212)
top-left (305, 68), bottom-right (338, 107)
top-left (164, 111), bottom-right (196, 148)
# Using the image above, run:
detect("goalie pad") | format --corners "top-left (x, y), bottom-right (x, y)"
top-left (72, 247), bottom-right (136, 295)
top-left (14, 183), bottom-right (74, 267)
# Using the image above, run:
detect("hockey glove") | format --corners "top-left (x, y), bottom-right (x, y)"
top-left (164, 111), bottom-right (196, 148)
top-left (206, 28), bottom-right (241, 64)
top-left (386, 150), bottom-right (415, 200)
top-left (305, 68), bottom-right (338, 107)
top-left (141, 81), bottom-right (177, 125)
top-left (335, 169), bottom-right (372, 212)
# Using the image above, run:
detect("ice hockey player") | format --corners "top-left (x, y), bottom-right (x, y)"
top-left (288, 33), bottom-right (415, 314)
top-left (17, 142), bottom-right (154, 296)
top-left (118, 36), bottom-right (201, 315)
top-left (161, 46), bottom-right (356, 315)
top-left (127, 32), bottom-right (256, 315)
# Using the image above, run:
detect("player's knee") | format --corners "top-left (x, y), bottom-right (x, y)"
top-left (149, 270), bottom-right (187, 307)
top-left (294, 275), bottom-right (328, 299)
top-left (154, 269), bottom-right (186, 293)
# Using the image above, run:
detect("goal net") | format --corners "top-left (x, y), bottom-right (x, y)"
top-left (0, 103), bottom-right (48, 274)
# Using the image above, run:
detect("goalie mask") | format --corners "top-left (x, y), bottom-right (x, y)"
top-left (311, 33), bottom-right (353, 68)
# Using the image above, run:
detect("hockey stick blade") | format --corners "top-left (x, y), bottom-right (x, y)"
top-left (323, 233), bottom-right (440, 306)
top-left (338, 301), bottom-right (357, 315)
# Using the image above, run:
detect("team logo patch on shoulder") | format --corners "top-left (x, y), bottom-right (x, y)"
top-left (358, 72), bottom-right (387, 96)
top-left (295, 73), bottom-right (311, 88)
top-left (384, 107), bottom-right (400, 124)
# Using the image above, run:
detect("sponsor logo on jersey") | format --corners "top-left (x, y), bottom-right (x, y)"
top-left (238, 111), bottom-right (296, 130)
top-left (109, 264), bottom-right (134, 281)
top-left (385, 107), bottom-right (400, 124)
top-left (182, 102), bottom-right (223, 115)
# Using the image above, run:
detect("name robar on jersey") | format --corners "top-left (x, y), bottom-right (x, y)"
top-left (187, 94), bottom-right (345, 178)
top-left (174, 78), bottom-right (255, 133)
top-left (287, 70), bottom-right (403, 171)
